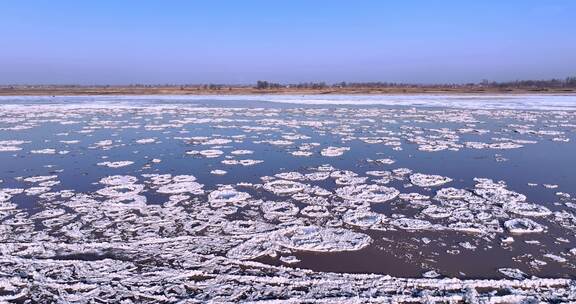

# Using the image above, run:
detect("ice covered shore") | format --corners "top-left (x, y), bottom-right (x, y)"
top-left (2, 93), bottom-right (576, 110)
top-left (1, 238), bottom-right (574, 303)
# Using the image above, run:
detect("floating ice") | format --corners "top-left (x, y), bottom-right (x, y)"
top-left (343, 210), bottom-right (383, 228)
top-left (203, 138), bottom-right (232, 145)
top-left (291, 150), bottom-right (313, 156)
top-left (301, 205), bottom-right (330, 218)
top-left (99, 175), bottom-right (138, 186)
top-left (30, 208), bottom-right (66, 219)
top-left (504, 218), bottom-right (546, 234)
top-left (475, 187), bottom-right (526, 204)
top-left (410, 173), bottom-right (452, 187)
top-left (336, 184), bottom-right (399, 203)
top-left (31, 148), bottom-right (57, 154)
top-left (274, 226), bottom-right (372, 252)
top-left (0, 145), bottom-right (22, 152)
top-left (0, 191), bottom-right (12, 202)
top-left (221, 159), bottom-right (263, 166)
top-left (489, 142), bottom-right (524, 149)
top-left (135, 138), bottom-right (156, 144)
top-left (186, 149), bottom-right (224, 158)
top-left (264, 180), bottom-right (307, 195)
top-left (0, 139), bottom-right (26, 145)
top-left (504, 202), bottom-right (552, 217)
top-left (97, 161), bottom-right (134, 168)
top-left (544, 253), bottom-right (567, 263)
top-left (94, 139), bottom-right (113, 147)
top-left (226, 236), bottom-right (275, 260)
top-left (399, 192), bottom-right (430, 200)
top-left (335, 176), bottom-right (367, 185)
top-left (210, 169), bottom-right (227, 175)
top-left (230, 149), bottom-right (254, 155)
top-left (157, 181), bottom-right (204, 194)
top-left (498, 268), bottom-right (527, 280)
top-left (267, 139), bottom-right (293, 146)
top-left (261, 200), bottom-right (299, 219)
top-left (208, 186), bottom-right (251, 207)
top-left (22, 175), bottom-right (58, 183)
top-left (422, 270), bottom-right (441, 278)
top-left (279, 255), bottom-right (301, 264)
top-left (97, 184), bottom-right (145, 202)
top-left (373, 158), bottom-right (396, 165)
top-left (422, 205), bottom-right (452, 219)
top-left (435, 187), bottom-right (473, 200)
top-left (392, 218), bottom-right (438, 230)
top-left (25, 186), bottom-right (51, 195)
top-left (320, 146), bottom-right (350, 157)
top-left (223, 220), bottom-right (276, 235)
top-left (275, 172), bottom-right (306, 180)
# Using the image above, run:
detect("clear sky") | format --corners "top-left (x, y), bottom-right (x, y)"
top-left (1, 1), bottom-right (575, 84)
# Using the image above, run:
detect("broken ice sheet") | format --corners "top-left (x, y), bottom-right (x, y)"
top-left (1, 96), bottom-right (576, 302)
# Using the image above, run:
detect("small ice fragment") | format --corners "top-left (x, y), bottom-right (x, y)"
top-left (210, 169), bottom-right (227, 175)
top-left (279, 255), bottom-right (300, 264)
top-left (320, 146), bottom-right (350, 157)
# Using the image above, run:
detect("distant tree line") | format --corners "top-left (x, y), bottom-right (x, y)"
top-left (290, 82), bottom-right (328, 89)
top-left (254, 81), bottom-right (328, 89)
top-left (2, 77), bottom-right (576, 90)
top-left (255, 80), bottom-right (283, 89)
top-left (251, 77), bottom-right (576, 90)
top-left (478, 77), bottom-right (576, 89)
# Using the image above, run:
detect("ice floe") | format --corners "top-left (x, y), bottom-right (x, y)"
top-left (504, 218), bottom-right (546, 234)
top-left (410, 173), bottom-right (452, 187)
top-left (320, 146), bottom-right (350, 157)
top-left (274, 226), bottom-right (372, 252)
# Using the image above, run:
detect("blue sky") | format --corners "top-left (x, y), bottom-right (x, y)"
top-left (1, 1), bottom-right (575, 84)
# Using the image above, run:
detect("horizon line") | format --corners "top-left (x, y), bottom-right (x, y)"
top-left (2, 76), bottom-right (576, 87)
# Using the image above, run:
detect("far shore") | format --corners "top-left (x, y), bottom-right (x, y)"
top-left (1, 86), bottom-right (576, 96)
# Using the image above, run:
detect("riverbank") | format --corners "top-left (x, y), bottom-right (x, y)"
top-left (1, 85), bottom-right (575, 96)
